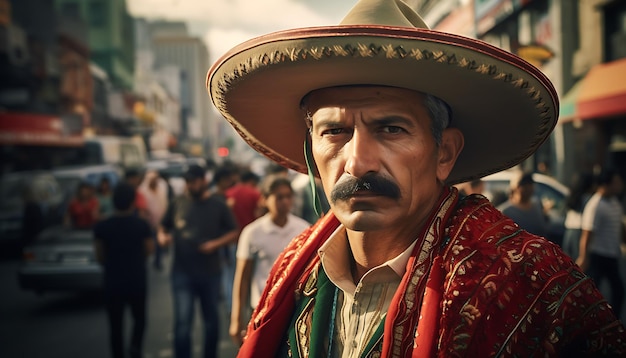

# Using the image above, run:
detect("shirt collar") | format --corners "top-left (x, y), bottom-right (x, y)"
top-left (318, 225), bottom-right (417, 294)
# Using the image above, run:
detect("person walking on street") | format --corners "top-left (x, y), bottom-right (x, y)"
top-left (208, 164), bottom-right (240, 313)
top-left (206, 0), bottom-right (626, 355)
top-left (158, 165), bottom-right (238, 358)
top-left (576, 168), bottom-right (626, 317)
top-left (124, 169), bottom-right (150, 221)
top-left (140, 170), bottom-right (169, 270)
top-left (93, 182), bottom-right (153, 358)
top-left (497, 171), bottom-right (550, 239)
top-left (225, 170), bottom-right (263, 230)
top-left (229, 175), bottom-right (310, 345)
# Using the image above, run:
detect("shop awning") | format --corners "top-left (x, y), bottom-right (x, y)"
top-left (559, 81), bottom-right (581, 122)
top-left (577, 58), bottom-right (626, 120)
top-left (0, 112), bottom-right (84, 146)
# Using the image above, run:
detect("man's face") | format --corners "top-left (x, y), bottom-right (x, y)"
top-left (518, 183), bottom-right (534, 203)
top-left (265, 184), bottom-right (294, 217)
top-left (307, 86), bottom-right (460, 232)
top-left (186, 178), bottom-right (206, 198)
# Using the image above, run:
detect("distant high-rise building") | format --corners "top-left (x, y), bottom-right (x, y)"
top-left (148, 21), bottom-right (214, 156)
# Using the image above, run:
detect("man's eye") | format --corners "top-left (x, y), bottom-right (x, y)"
top-left (382, 126), bottom-right (405, 134)
top-left (322, 128), bottom-right (346, 136)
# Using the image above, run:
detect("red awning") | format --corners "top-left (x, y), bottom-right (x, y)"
top-left (577, 58), bottom-right (626, 120)
top-left (0, 112), bottom-right (84, 146)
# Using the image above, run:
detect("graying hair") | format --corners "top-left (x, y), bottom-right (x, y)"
top-left (424, 94), bottom-right (452, 146)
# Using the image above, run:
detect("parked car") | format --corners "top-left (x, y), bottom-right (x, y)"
top-left (18, 225), bottom-right (103, 294)
top-left (52, 164), bottom-right (123, 198)
top-left (481, 170), bottom-right (570, 245)
top-left (0, 171), bottom-right (65, 257)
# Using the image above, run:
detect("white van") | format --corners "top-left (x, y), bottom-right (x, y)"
top-left (82, 136), bottom-right (147, 170)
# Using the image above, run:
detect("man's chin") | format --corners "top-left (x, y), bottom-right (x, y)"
top-left (336, 210), bottom-right (386, 232)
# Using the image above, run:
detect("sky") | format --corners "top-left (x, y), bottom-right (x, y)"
top-left (127, 0), bottom-right (357, 63)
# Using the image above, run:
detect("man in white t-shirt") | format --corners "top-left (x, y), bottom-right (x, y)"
top-left (577, 168), bottom-right (626, 317)
top-left (229, 175), bottom-right (310, 346)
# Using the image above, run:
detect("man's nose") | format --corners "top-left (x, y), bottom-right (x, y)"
top-left (344, 130), bottom-right (380, 178)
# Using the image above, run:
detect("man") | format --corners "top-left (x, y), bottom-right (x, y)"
top-left (497, 171), bottom-right (549, 238)
top-left (225, 170), bottom-right (263, 230)
top-left (207, 0), bottom-right (626, 356)
top-left (64, 181), bottom-right (99, 229)
top-left (209, 164), bottom-right (241, 313)
top-left (94, 182), bottom-right (153, 358)
top-left (576, 169), bottom-right (625, 318)
top-left (229, 176), bottom-right (310, 346)
top-left (158, 165), bottom-right (238, 358)
top-left (125, 168), bottom-right (149, 221)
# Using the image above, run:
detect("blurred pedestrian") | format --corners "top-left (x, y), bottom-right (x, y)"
top-left (158, 165), bottom-right (238, 358)
top-left (562, 172), bottom-right (595, 259)
top-left (64, 181), bottom-right (99, 229)
top-left (140, 170), bottom-right (169, 270)
top-left (497, 171), bottom-right (549, 238)
top-left (209, 164), bottom-right (240, 313)
top-left (456, 178), bottom-right (485, 199)
top-left (576, 168), bottom-right (625, 317)
top-left (125, 169), bottom-right (149, 221)
top-left (225, 170), bottom-right (263, 230)
top-left (229, 176), bottom-right (310, 345)
top-left (93, 182), bottom-right (153, 358)
top-left (96, 177), bottom-right (114, 219)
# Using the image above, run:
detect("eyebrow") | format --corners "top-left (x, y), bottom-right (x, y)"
top-left (312, 114), bottom-right (417, 129)
top-left (373, 115), bottom-right (416, 128)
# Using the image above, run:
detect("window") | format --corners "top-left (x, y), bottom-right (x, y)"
top-left (89, 0), bottom-right (107, 28)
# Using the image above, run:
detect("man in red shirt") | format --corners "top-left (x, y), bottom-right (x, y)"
top-left (65, 182), bottom-right (99, 229)
top-left (125, 169), bottom-right (149, 221)
top-left (225, 171), bottom-right (263, 230)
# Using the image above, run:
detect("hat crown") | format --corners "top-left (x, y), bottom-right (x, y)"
top-left (340, 0), bottom-right (430, 29)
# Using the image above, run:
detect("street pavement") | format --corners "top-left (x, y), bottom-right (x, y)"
top-left (143, 255), bottom-right (240, 358)
top-left (0, 254), bottom-right (239, 358)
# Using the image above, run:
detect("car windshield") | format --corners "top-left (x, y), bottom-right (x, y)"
top-left (55, 177), bottom-right (83, 198)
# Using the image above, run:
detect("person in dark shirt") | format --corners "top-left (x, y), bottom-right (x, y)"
top-left (158, 165), bottom-right (239, 358)
top-left (93, 182), bottom-right (153, 358)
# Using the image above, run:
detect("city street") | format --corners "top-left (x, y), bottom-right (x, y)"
top-left (0, 256), bottom-right (239, 358)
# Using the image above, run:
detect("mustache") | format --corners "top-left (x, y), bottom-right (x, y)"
top-left (330, 173), bottom-right (401, 203)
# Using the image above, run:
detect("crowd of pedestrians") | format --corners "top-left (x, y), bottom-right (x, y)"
top-left (81, 160), bottom-right (325, 358)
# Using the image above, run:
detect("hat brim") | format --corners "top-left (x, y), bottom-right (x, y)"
top-left (207, 26), bottom-right (558, 184)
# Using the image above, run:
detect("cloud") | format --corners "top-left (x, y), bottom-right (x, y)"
top-left (128, 0), bottom-right (348, 63)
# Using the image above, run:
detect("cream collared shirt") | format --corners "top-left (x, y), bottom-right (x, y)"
top-left (318, 225), bottom-right (417, 358)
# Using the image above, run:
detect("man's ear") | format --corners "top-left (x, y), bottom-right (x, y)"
top-left (436, 128), bottom-right (464, 182)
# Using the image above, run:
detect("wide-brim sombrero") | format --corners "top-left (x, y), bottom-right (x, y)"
top-left (207, 0), bottom-right (558, 184)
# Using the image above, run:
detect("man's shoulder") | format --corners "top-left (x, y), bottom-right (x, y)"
top-left (242, 215), bottom-right (269, 234)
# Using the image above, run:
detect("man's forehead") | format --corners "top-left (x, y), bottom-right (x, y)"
top-left (303, 85), bottom-right (428, 120)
